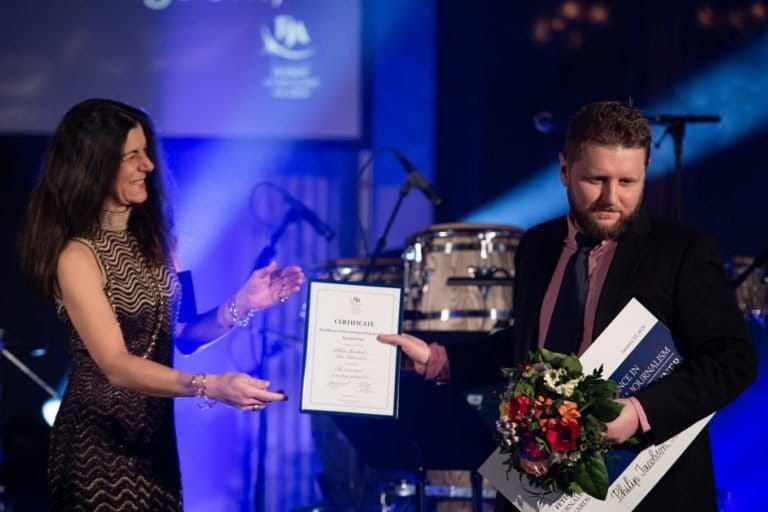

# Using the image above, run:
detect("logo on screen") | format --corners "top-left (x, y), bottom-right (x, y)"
top-left (144, 0), bottom-right (172, 9)
top-left (261, 15), bottom-right (315, 60)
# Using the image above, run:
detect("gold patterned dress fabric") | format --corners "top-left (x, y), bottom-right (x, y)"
top-left (48, 222), bottom-right (182, 511)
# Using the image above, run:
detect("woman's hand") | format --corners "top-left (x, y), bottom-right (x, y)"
top-left (206, 373), bottom-right (287, 411)
top-left (235, 261), bottom-right (304, 312)
top-left (377, 333), bottom-right (430, 376)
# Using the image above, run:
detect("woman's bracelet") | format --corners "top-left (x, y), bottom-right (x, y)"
top-left (227, 298), bottom-right (256, 328)
top-left (191, 372), bottom-right (217, 410)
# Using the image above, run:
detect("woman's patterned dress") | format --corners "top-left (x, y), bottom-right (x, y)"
top-left (49, 213), bottom-right (182, 511)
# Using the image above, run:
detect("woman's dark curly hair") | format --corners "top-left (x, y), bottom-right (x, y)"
top-left (19, 98), bottom-right (175, 298)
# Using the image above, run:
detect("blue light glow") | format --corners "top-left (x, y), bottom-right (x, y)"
top-left (465, 29), bottom-right (768, 227)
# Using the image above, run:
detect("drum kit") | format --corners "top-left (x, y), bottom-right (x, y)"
top-left (318, 223), bottom-right (524, 333)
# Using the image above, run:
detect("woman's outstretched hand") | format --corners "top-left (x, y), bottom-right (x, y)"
top-left (206, 372), bottom-right (288, 411)
top-left (236, 261), bottom-right (304, 311)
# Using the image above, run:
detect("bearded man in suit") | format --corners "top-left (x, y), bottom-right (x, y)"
top-left (379, 101), bottom-right (757, 512)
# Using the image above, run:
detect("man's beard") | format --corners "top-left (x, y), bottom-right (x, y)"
top-left (568, 189), bottom-right (640, 241)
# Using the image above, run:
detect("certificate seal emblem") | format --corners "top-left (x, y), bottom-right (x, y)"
top-left (349, 295), bottom-right (362, 315)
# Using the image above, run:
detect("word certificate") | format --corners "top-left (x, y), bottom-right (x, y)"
top-left (301, 280), bottom-right (402, 418)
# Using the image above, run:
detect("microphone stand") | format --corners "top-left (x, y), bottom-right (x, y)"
top-left (362, 176), bottom-right (413, 282)
top-left (250, 207), bottom-right (300, 512)
top-left (648, 114), bottom-right (720, 222)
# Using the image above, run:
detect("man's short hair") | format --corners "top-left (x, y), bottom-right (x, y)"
top-left (563, 101), bottom-right (651, 165)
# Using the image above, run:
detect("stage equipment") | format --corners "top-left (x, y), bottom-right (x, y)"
top-left (361, 149), bottom-right (442, 283)
top-left (314, 258), bottom-right (403, 285)
top-left (730, 253), bottom-right (768, 325)
top-left (0, 330), bottom-right (60, 510)
top-left (390, 150), bottom-right (443, 207)
top-left (647, 113), bottom-right (721, 222)
top-left (0, 331), bottom-right (59, 401)
top-left (251, 182), bottom-right (336, 270)
top-left (309, 259), bottom-right (498, 511)
top-left (403, 223), bottom-right (523, 332)
top-left (400, 223), bottom-right (523, 512)
top-left (250, 188), bottom-right (335, 512)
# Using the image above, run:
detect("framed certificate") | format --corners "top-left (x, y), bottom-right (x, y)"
top-left (300, 279), bottom-right (402, 418)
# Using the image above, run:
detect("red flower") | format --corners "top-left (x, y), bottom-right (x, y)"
top-left (544, 421), bottom-right (581, 452)
top-left (508, 395), bottom-right (533, 420)
top-left (521, 441), bottom-right (542, 460)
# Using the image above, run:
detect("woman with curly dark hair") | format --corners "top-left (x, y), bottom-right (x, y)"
top-left (19, 98), bottom-right (304, 511)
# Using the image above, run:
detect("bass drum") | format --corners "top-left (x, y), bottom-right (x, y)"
top-left (403, 223), bottom-right (523, 332)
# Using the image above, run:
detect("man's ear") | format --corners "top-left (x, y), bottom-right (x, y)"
top-left (559, 152), bottom-right (569, 186)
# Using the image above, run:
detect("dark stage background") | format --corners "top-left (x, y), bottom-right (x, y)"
top-left (1, 1), bottom-right (766, 511)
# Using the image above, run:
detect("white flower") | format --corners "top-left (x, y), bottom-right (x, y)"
top-left (543, 369), bottom-right (561, 391)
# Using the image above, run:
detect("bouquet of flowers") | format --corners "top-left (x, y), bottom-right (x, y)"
top-left (496, 348), bottom-right (623, 500)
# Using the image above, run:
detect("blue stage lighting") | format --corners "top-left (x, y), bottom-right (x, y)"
top-left (465, 29), bottom-right (768, 227)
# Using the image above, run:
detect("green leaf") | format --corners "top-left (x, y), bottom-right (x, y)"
top-left (573, 452), bottom-right (609, 500)
top-left (587, 397), bottom-right (623, 422)
top-left (514, 379), bottom-right (535, 398)
top-left (539, 347), bottom-right (562, 362)
top-left (561, 355), bottom-right (583, 374)
top-left (566, 481), bottom-right (583, 495)
top-left (582, 413), bottom-right (602, 431)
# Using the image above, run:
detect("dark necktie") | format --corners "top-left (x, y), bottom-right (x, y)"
top-left (544, 233), bottom-right (599, 355)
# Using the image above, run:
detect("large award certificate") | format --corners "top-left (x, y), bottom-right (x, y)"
top-left (300, 280), bottom-right (402, 418)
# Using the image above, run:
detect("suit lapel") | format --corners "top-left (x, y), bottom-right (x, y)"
top-left (516, 219), bottom-right (566, 360)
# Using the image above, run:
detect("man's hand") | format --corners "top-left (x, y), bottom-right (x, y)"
top-left (604, 397), bottom-right (640, 444)
top-left (377, 333), bottom-right (430, 376)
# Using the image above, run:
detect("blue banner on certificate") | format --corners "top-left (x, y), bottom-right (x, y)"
top-left (300, 280), bottom-right (402, 418)
top-left (480, 298), bottom-right (714, 512)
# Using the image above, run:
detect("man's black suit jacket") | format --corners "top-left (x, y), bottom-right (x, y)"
top-left (446, 210), bottom-right (757, 512)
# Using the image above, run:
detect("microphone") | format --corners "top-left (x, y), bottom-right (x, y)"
top-left (390, 149), bottom-right (443, 206)
top-left (533, 111), bottom-right (558, 134)
top-left (281, 192), bottom-right (336, 241)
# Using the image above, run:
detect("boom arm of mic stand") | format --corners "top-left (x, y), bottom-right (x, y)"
top-left (362, 178), bottom-right (413, 282)
top-left (253, 209), bottom-right (301, 270)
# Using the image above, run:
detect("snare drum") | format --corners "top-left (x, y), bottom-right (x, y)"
top-left (403, 223), bottom-right (524, 332)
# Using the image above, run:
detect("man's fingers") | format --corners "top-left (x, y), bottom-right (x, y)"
top-left (377, 334), bottom-right (401, 345)
top-left (377, 334), bottom-right (429, 363)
